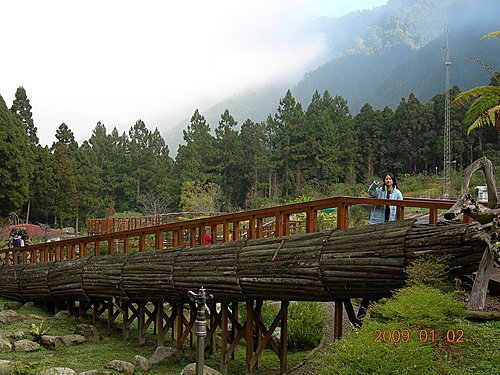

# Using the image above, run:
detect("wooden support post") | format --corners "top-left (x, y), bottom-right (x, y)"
top-left (94, 241), bottom-right (100, 256)
top-left (176, 303), bottom-right (197, 350)
top-left (138, 302), bottom-right (145, 346)
top-left (245, 300), bottom-right (254, 375)
top-left (220, 303), bottom-right (228, 375)
top-left (250, 300), bottom-right (287, 371)
top-left (177, 303), bottom-right (184, 349)
top-left (429, 208), bottom-right (438, 225)
top-left (123, 236), bottom-right (129, 253)
top-left (343, 299), bottom-right (361, 327)
top-left (123, 302), bottom-right (129, 340)
top-left (223, 221), bottom-right (230, 242)
top-left (198, 225), bottom-right (205, 245)
top-left (156, 301), bottom-right (165, 347)
top-left (279, 301), bottom-right (289, 375)
top-left (248, 217), bottom-right (256, 239)
top-left (397, 206), bottom-right (405, 221)
top-left (256, 218), bottom-right (264, 238)
top-left (275, 213), bottom-right (284, 237)
top-left (334, 300), bottom-right (343, 341)
top-left (211, 224), bottom-right (217, 244)
top-left (233, 222), bottom-right (240, 240)
top-left (231, 302), bottom-right (238, 360)
top-left (208, 304), bottom-right (215, 354)
top-left (283, 214), bottom-right (291, 236)
top-left (92, 302), bottom-right (99, 326)
top-left (337, 204), bottom-right (349, 230)
top-left (138, 234), bottom-right (146, 252)
top-left (107, 301), bottom-right (113, 330)
top-left (306, 208), bottom-right (318, 233)
top-left (177, 228), bottom-right (184, 246)
top-left (254, 300), bottom-right (263, 369)
top-left (155, 230), bottom-right (163, 250)
top-left (108, 238), bottom-right (115, 255)
top-left (190, 228), bottom-right (197, 246)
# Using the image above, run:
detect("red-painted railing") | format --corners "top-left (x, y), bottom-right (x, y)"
top-left (1, 196), bottom-right (467, 266)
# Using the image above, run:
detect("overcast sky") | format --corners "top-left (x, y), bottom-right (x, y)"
top-left (1, 0), bottom-right (387, 147)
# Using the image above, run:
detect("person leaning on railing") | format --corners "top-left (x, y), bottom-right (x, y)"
top-left (368, 172), bottom-right (403, 224)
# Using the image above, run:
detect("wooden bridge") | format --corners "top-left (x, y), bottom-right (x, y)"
top-left (0, 196), bottom-right (479, 374)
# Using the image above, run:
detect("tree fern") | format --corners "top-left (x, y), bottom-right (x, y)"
top-left (452, 30), bottom-right (500, 134)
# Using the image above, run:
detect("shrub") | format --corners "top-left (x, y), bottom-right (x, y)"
top-left (30, 320), bottom-right (49, 343)
top-left (405, 256), bottom-right (454, 292)
top-left (318, 286), bottom-right (499, 375)
top-left (258, 301), bottom-right (326, 351)
top-left (318, 320), bottom-right (443, 375)
top-left (287, 301), bottom-right (326, 350)
top-left (370, 285), bottom-right (465, 331)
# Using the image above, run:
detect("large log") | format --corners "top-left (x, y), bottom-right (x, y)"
top-left (0, 220), bottom-right (487, 303)
top-left (20, 262), bottom-right (55, 301)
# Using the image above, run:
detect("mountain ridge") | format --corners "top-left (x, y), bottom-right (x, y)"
top-left (164, 0), bottom-right (500, 152)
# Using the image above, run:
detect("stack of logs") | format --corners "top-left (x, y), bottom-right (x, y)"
top-left (0, 220), bottom-right (486, 304)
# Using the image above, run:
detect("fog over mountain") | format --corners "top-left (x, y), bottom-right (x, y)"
top-left (166, 0), bottom-right (499, 152)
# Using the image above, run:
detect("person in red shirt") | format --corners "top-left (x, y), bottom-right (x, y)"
top-left (203, 233), bottom-right (212, 245)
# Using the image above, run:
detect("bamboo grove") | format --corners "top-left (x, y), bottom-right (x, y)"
top-left (0, 85), bottom-right (499, 229)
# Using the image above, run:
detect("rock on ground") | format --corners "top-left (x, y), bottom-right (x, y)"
top-left (181, 363), bottom-right (222, 375)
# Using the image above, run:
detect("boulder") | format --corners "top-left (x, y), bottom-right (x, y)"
top-left (0, 310), bottom-right (23, 325)
top-left (0, 336), bottom-right (12, 353)
top-left (0, 360), bottom-right (12, 375)
top-left (75, 324), bottom-right (100, 343)
top-left (181, 363), bottom-right (222, 375)
top-left (54, 310), bottom-right (71, 320)
top-left (61, 334), bottom-right (87, 346)
top-left (78, 371), bottom-right (100, 375)
top-left (13, 339), bottom-right (40, 352)
top-left (41, 335), bottom-right (63, 350)
top-left (40, 368), bottom-right (76, 375)
top-left (149, 345), bottom-right (180, 365)
top-left (8, 331), bottom-right (25, 340)
top-left (105, 360), bottom-right (135, 375)
top-left (132, 355), bottom-right (151, 372)
top-left (3, 301), bottom-right (22, 310)
top-left (28, 313), bottom-right (45, 321)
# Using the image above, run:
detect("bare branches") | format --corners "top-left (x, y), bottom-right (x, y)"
top-left (444, 157), bottom-right (499, 221)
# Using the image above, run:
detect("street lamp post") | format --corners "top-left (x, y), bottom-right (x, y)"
top-left (188, 287), bottom-right (213, 375)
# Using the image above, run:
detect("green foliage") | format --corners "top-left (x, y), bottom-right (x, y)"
top-left (370, 286), bottom-right (465, 331)
top-left (0, 297), bottom-right (307, 374)
top-left (348, 205), bottom-right (368, 228)
top-left (180, 180), bottom-right (222, 212)
top-left (319, 320), bottom-right (441, 375)
top-left (109, 211), bottom-right (142, 218)
top-left (405, 256), bottom-right (454, 292)
top-left (30, 320), bottom-right (49, 342)
top-left (259, 301), bottom-right (326, 351)
top-left (317, 286), bottom-right (499, 375)
top-left (8, 360), bottom-right (48, 375)
top-left (287, 302), bottom-right (326, 350)
top-left (0, 96), bottom-right (32, 216)
top-left (452, 30), bottom-right (500, 134)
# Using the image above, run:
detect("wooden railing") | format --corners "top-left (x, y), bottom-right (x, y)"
top-left (1, 196), bottom-right (467, 266)
top-left (87, 212), bottom-right (224, 235)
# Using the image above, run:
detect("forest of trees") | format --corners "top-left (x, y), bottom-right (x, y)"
top-left (0, 84), bottom-right (498, 230)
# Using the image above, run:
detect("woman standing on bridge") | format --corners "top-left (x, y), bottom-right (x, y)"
top-left (368, 172), bottom-right (403, 224)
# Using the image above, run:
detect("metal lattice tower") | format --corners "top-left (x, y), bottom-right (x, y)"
top-left (443, 30), bottom-right (451, 197)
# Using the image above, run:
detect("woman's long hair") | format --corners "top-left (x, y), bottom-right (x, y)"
top-left (382, 172), bottom-right (398, 191)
